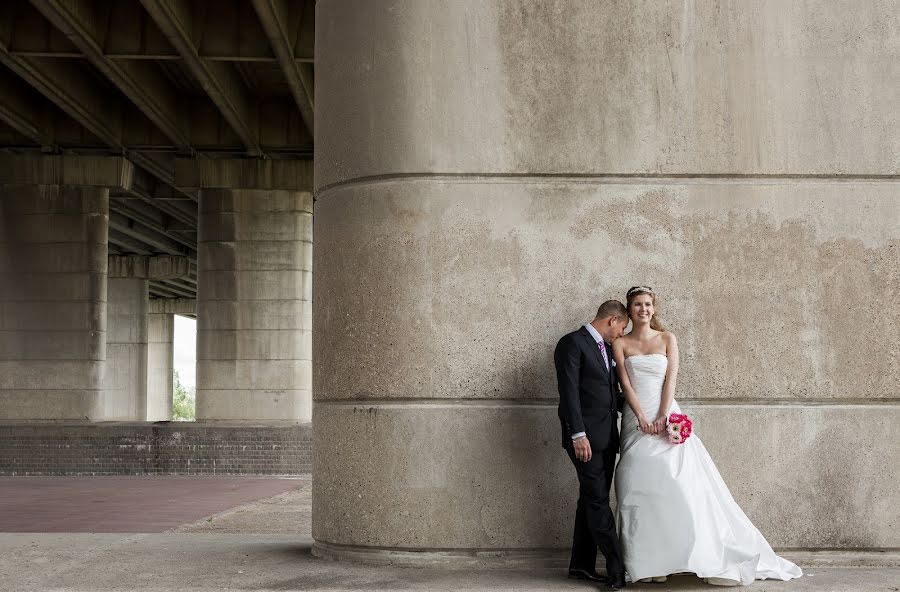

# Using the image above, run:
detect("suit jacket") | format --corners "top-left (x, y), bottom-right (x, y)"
top-left (554, 326), bottom-right (622, 451)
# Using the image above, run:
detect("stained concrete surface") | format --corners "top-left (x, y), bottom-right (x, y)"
top-left (1, 477), bottom-right (897, 591)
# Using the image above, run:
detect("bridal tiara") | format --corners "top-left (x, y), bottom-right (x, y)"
top-left (627, 286), bottom-right (654, 296)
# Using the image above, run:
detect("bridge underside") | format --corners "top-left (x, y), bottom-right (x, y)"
top-left (0, 1), bottom-right (315, 423)
top-left (0, 0), bottom-right (315, 300)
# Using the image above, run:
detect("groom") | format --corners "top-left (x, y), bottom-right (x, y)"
top-left (555, 300), bottom-right (629, 589)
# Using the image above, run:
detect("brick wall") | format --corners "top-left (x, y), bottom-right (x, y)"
top-left (0, 422), bottom-right (312, 475)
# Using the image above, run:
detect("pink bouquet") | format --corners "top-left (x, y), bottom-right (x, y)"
top-left (666, 413), bottom-right (693, 444)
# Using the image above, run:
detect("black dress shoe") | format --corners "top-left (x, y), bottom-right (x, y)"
top-left (568, 568), bottom-right (609, 583)
top-left (606, 572), bottom-right (627, 589)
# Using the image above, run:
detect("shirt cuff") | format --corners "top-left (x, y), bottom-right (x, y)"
top-left (571, 431), bottom-right (586, 440)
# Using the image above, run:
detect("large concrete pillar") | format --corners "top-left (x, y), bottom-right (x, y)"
top-left (102, 275), bottom-right (149, 420)
top-left (105, 256), bottom-right (191, 420)
top-left (0, 155), bottom-right (131, 420)
top-left (177, 159), bottom-right (313, 422)
top-left (147, 309), bottom-right (174, 422)
top-left (312, 1), bottom-right (900, 562)
top-left (147, 298), bottom-right (196, 422)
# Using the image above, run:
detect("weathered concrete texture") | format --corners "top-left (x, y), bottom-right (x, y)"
top-left (313, 180), bottom-right (899, 556)
top-left (313, 403), bottom-right (899, 551)
top-left (314, 181), bottom-right (900, 404)
top-left (0, 185), bottom-right (108, 420)
top-left (101, 278), bottom-right (149, 420)
top-left (148, 297), bottom-right (196, 315)
top-left (177, 158), bottom-right (314, 192)
top-left (0, 155), bottom-right (134, 189)
top-left (147, 312), bottom-right (174, 421)
top-left (315, 0), bottom-right (899, 188)
top-left (314, 0), bottom-right (899, 564)
top-left (108, 255), bottom-right (191, 279)
top-left (197, 189), bottom-right (313, 421)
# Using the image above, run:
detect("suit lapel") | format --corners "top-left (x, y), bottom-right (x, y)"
top-left (579, 327), bottom-right (610, 378)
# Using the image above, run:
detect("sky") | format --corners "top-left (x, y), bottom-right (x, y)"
top-left (173, 315), bottom-right (196, 390)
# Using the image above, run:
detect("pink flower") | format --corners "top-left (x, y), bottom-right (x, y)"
top-left (666, 413), bottom-right (694, 445)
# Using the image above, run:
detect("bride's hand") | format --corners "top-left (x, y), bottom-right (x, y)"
top-left (637, 415), bottom-right (654, 435)
top-left (653, 414), bottom-right (667, 434)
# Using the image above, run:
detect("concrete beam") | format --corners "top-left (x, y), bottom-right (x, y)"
top-left (148, 298), bottom-right (195, 315)
top-left (108, 211), bottom-right (192, 256)
top-left (140, 0), bottom-right (262, 155)
top-left (0, 65), bottom-right (52, 144)
top-left (0, 154), bottom-right (133, 188)
top-left (152, 279), bottom-right (194, 299)
top-left (0, 37), bottom-right (124, 149)
top-left (109, 200), bottom-right (197, 252)
top-left (147, 283), bottom-right (181, 299)
top-left (29, 0), bottom-right (191, 149)
top-left (108, 256), bottom-right (191, 280)
top-left (252, 0), bottom-right (314, 136)
top-left (108, 230), bottom-right (153, 256)
top-left (176, 158), bottom-right (313, 191)
top-left (122, 168), bottom-right (198, 227)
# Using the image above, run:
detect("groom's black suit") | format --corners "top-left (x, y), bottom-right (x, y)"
top-left (555, 326), bottom-right (624, 579)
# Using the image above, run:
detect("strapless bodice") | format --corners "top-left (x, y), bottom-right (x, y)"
top-left (621, 354), bottom-right (677, 437)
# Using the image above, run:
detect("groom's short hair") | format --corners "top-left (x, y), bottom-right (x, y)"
top-left (595, 300), bottom-right (627, 321)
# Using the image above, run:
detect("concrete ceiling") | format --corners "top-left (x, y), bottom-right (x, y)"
top-left (0, 0), bottom-right (316, 299)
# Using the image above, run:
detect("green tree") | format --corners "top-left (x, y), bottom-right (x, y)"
top-left (172, 370), bottom-right (196, 421)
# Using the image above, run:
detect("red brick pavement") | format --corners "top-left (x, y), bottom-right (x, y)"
top-left (0, 476), bottom-right (305, 533)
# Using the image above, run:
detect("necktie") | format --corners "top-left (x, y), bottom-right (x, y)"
top-left (598, 340), bottom-right (609, 370)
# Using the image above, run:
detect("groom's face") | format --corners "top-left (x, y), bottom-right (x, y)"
top-left (601, 316), bottom-right (628, 342)
top-left (610, 317), bottom-right (628, 340)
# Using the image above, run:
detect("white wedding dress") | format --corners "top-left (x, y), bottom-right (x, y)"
top-left (615, 354), bottom-right (802, 585)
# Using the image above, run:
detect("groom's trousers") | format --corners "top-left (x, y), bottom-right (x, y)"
top-left (566, 442), bottom-right (624, 576)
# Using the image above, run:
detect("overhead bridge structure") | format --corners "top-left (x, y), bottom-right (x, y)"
top-left (0, 0), bottom-right (314, 424)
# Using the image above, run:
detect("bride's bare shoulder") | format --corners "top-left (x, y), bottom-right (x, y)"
top-left (662, 331), bottom-right (678, 346)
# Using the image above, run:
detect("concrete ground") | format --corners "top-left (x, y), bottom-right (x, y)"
top-left (0, 477), bottom-right (897, 592)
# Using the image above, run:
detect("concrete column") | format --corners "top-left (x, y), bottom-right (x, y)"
top-left (147, 310), bottom-right (174, 422)
top-left (105, 256), bottom-right (191, 421)
top-left (102, 277), bottom-right (149, 420)
top-left (177, 159), bottom-right (313, 422)
top-left (0, 155), bottom-right (132, 420)
top-left (312, 1), bottom-right (900, 562)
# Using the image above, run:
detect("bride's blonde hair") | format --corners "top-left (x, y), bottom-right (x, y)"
top-left (626, 286), bottom-right (666, 332)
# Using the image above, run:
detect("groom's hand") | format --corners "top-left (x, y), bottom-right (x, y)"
top-left (573, 436), bottom-right (592, 462)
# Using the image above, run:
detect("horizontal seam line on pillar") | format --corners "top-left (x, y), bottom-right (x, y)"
top-left (198, 269), bottom-right (312, 272)
top-left (199, 213), bottom-right (313, 217)
top-left (196, 299), bottom-right (310, 302)
top-left (198, 240), bottom-right (313, 244)
top-left (197, 329), bottom-right (310, 332)
top-left (314, 398), bottom-right (900, 407)
top-left (315, 172), bottom-right (900, 197)
top-left (197, 299), bottom-right (306, 303)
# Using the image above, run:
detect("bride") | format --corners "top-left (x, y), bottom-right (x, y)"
top-left (610, 286), bottom-right (803, 586)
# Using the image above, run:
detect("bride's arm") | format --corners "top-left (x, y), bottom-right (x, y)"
top-left (655, 332), bottom-right (680, 431)
top-left (612, 340), bottom-right (655, 434)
